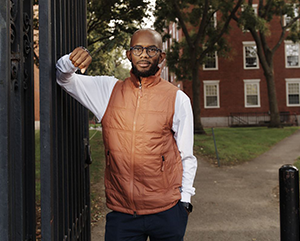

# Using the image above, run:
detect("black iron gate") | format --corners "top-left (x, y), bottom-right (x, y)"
top-left (0, 0), bottom-right (36, 240)
top-left (0, 0), bottom-right (91, 240)
top-left (39, 0), bottom-right (91, 240)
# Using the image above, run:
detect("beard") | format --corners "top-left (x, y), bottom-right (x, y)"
top-left (132, 58), bottom-right (160, 78)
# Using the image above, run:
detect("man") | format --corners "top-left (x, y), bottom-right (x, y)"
top-left (56, 29), bottom-right (197, 241)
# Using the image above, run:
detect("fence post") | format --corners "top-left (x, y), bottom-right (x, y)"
top-left (279, 164), bottom-right (300, 241)
top-left (211, 128), bottom-right (220, 167)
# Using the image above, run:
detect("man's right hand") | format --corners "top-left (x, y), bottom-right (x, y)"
top-left (69, 46), bottom-right (92, 73)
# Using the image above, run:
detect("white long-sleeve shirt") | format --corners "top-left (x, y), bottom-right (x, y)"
top-left (56, 54), bottom-right (197, 203)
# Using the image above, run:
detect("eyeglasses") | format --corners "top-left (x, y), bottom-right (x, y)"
top-left (130, 45), bottom-right (162, 57)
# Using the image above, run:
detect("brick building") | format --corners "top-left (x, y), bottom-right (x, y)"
top-left (161, 4), bottom-right (300, 127)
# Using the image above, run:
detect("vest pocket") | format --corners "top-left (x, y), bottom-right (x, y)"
top-left (161, 155), bottom-right (165, 172)
top-left (105, 150), bottom-right (113, 190)
top-left (161, 155), bottom-right (170, 188)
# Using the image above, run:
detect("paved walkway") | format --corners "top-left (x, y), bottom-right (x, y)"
top-left (91, 129), bottom-right (300, 241)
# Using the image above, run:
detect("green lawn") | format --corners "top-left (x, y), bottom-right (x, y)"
top-left (195, 126), bottom-right (300, 165)
top-left (293, 157), bottom-right (300, 172)
top-left (89, 130), bottom-right (105, 184)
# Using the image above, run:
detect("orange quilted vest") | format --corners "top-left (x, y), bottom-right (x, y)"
top-left (101, 70), bottom-right (183, 215)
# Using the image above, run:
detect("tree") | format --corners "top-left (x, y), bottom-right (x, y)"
top-left (233, 0), bottom-right (300, 127)
top-left (87, 0), bottom-right (150, 75)
top-left (154, 0), bottom-right (243, 134)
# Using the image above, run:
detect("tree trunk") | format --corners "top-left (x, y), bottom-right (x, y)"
top-left (264, 69), bottom-right (281, 127)
top-left (191, 60), bottom-right (206, 134)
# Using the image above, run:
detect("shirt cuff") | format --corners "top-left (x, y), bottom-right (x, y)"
top-left (180, 192), bottom-right (192, 203)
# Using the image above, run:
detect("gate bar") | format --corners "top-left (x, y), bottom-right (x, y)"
top-left (279, 164), bottom-right (300, 241)
top-left (0, 1), bottom-right (11, 239)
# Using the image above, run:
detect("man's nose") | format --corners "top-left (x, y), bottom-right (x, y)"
top-left (140, 48), bottom-right (149, 58)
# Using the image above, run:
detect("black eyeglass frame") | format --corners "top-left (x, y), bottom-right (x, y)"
top-left (130, 45), bottom-right (162, 57)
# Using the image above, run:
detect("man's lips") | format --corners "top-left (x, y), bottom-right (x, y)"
top-left (137, 61), bottom-right (151, 68)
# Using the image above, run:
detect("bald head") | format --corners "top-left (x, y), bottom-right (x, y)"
top-left (126, 28), bottom-right (166, 78)
top-left (130, 29), bottom-right (163, 49)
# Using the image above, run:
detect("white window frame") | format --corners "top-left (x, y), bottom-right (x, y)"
top-left (203, 80), bottom-right (220, 108)
top-left (209, 11), bottom-right (217, 29)
top-left (286, 78), bottom-right (300, 106)
top-left (285, 41), bottom-right (300, 68)
top-left (244, 79), bottom-right (261, 108)
top-left (203, 51), bottom-right (218, 70)
top-left (241, 4), bottom-right (258, 15)
top-left (243, 41), bottom-right (259, 69)
top-left (252, 4), bottom-right (258, 15)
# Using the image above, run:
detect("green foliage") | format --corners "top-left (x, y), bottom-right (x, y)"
top-left (87, 44), bottom-right (130, 78)
top-left (293, 157), bottom-right (300, 175)
top-left (87, 0), bottom-right (149, 75)
top-left (239, 1), bottom-right (300, 41)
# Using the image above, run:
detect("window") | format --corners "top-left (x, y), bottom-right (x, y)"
top-left (244, 79), bottom-right (261, 107)
top-left (203, 80), bottom-right (220, 108)
top-left (243, 42), bottom-right (259, 69)
top-left (208, 12), bottom-right (217, 29)
top-left (203, 51), bottom-right (218, 70)
top-left (252, 4), bottom-right (258, 15)
top-left (241, 4), bottom-right (258, 15)
top-left (285, 41), bottom-right (300, 68)
top-left (286, 79), bottom-right (300, 106)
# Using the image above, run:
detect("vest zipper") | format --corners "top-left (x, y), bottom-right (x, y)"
top-left (130, 81), bottom-right (143, 214)
top-left (139, 82), bottom-right (143, 97)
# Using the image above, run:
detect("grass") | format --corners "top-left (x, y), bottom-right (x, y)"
top-left (194, 126), bottom-right (300, 166)
top-left (89, 130), bottom-right (105, 184)
top-left (88, 130), bottom-right (107, 223)
top-left (293, 157), bottom-right (300, 173)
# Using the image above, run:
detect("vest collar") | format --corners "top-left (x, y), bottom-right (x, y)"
top-left (129, 68), bottom-right (162, 88)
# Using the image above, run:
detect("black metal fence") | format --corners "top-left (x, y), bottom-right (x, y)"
top-left (0, 0), bottom-right (36, 240)
top-left (229, 112), bottom-right (299, 127)
top-left (39, 0), bottom-right (91, 240)
top-left (0, 0), bottom-right (91, 240)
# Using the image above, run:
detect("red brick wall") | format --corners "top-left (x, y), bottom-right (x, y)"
top-left (182, 8), bottom-right (300, 118)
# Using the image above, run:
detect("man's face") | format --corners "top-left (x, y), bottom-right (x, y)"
top-left (126, 30), bottom-right (166, 78)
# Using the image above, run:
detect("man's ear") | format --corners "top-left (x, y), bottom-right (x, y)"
top-left (126, 50), bottom-right (132, 62)
top-left (159, 52), bottom-right (166, 64)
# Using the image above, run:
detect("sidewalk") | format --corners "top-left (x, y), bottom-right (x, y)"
top-left (91, 129), bottom-right (300, 241)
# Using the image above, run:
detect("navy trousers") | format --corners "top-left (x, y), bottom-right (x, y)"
top-left (105, 201), bottom-right (188, 241)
